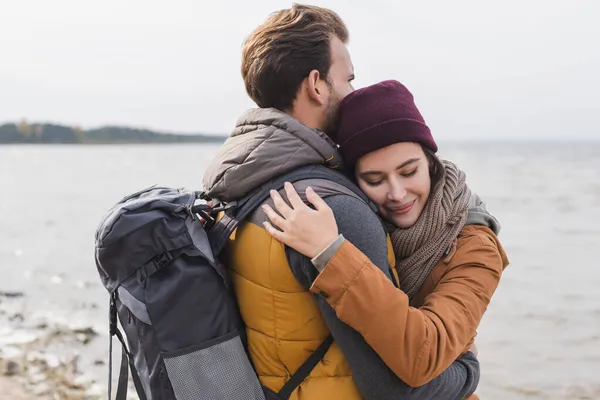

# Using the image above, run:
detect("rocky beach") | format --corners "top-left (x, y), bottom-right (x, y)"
top-left (0, 291), bottom-right (107, 399)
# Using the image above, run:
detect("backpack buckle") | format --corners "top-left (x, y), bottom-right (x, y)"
top-left (191, 200), bottom-right (238, 230)
top-left (195, 191), bottom-right (211, 201)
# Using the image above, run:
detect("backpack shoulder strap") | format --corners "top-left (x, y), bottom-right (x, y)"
top-left (208, 164), bottom-right (368, 255)
top-left (275, 335), bottom-right (334, 399)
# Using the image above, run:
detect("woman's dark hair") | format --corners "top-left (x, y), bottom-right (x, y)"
top-left (422, 145), bottom-right (444, 188)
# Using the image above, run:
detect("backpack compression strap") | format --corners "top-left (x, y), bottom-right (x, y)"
top-left (109, 293), bottom-right (148, 400)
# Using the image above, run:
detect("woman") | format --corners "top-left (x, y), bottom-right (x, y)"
top-left (261, 80), bottom-right (509, 392)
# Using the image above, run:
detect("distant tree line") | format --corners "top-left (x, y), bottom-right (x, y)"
top-left (0, 120), bottom-right (226, 144)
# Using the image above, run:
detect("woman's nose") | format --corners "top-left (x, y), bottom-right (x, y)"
top-left (387, 180), bottom-right (407, 202)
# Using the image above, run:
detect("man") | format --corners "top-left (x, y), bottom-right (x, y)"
top-left (203, 4), bottom-right (479, 399)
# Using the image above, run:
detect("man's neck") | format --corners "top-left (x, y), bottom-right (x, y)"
top-left (286, 106), bottom-right (323, 131)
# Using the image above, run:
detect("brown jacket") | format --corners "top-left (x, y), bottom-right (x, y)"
top-left (309, 225), bottom-right (509, 388)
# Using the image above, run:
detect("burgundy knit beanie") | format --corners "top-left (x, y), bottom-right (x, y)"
top-left (331, 80), bottom-right (437, 167)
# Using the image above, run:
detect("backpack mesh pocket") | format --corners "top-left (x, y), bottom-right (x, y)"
top-left (162, 331), bottom-right (265, 400)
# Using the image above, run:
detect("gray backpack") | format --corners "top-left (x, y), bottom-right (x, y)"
top-left (94, 165), bottom-right (366, 400)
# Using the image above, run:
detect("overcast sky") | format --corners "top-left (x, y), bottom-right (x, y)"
top-left (1, 0), bottom-right (598, 140)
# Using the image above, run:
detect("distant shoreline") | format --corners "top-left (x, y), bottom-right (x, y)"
top-left (0, 141), bottom-right (227, 145)
top-left (0, 121), bottom-right (227, 144)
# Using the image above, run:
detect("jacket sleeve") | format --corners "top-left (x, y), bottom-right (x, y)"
top-left (287, 194), bottom-right (480, 400)
top-left (309, 226), bottom-right (508, 387)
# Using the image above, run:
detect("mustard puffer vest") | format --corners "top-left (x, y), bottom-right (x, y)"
top-left (223, 194), bottom-right (396, 400)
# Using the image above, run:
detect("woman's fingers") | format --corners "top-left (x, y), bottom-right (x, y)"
top-left (306, 186), bottom-right (330, 213)
top-left (263, 221), bottom-right (285, 242)
top-left (284, 182), bottom-right (306, 210)
top-left (262, 204), bottom-right (286, 230)
top-left (270, 189), bottom-right (294, 219)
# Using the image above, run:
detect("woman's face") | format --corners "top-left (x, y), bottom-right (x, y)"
top-left (355, 142), bottom-right (431, 228)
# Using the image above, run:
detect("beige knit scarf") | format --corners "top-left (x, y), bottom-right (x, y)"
top-left (390, 158), bottom-right (471, 298)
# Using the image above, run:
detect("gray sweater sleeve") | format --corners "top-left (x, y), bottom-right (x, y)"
top-left (287, 194), bottom-right (480, 400)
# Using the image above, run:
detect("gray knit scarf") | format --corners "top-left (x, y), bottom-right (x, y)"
top-left (389, 159), bottom-right (471, 298)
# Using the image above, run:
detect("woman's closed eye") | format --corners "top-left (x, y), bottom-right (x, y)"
top-left (364, 169), bottom-right (418, 187)
top-left (364, 179), bottom-right (383, 187)
top-left (402, 168), bottom-right (418, 177)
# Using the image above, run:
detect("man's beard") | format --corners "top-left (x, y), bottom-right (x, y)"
top-left (322, 93), bottom-right (342, 136)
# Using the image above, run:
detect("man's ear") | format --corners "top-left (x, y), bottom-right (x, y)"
top-left (306, 70), bottom-right (326, 106)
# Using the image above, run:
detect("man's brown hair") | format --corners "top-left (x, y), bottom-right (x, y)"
top-left (241, 4), bottom-right (349, 111)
